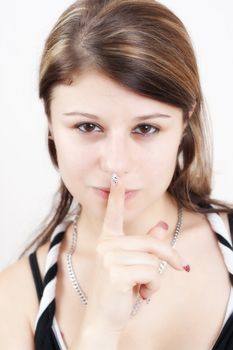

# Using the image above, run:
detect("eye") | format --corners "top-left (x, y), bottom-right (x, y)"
top-left (133, 124), bottom-right (159, 136)
top-left (75, 123), bottom-right (102, 133)
top-left (74, 122), bottom-right (159, 136)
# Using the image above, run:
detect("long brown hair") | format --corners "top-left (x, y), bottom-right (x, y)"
top-left (20, 0), bottom-right (233, 257)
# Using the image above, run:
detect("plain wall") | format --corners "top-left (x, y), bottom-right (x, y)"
top-left (0, 0), bottom-right (233, 270)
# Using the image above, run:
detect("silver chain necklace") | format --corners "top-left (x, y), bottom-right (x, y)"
top-left (66, 206), bottom-right (183, 317)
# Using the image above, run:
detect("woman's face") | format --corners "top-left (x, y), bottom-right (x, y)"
top-left (49, 70), bottom-right (185, 223)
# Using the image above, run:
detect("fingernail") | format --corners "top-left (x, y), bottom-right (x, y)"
top-left (183, 265), bottom-right (191, 272)
top-left (111, 173), bottom-right (118, 185)
top-left (157, 221), bottom-right (169, 230)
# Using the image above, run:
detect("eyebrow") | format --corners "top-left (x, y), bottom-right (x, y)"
top-left (62, 111), bottom-right (172, 121)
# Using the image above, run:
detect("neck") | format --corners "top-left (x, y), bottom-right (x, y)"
top-left (66, 193), bottom-right (179, 257)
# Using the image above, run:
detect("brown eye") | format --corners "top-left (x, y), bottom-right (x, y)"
top-left (75, 123), bottom-right (101, 133)
top-left (74, 122), bottom-right (159, 136)
top-left (133, 124), bottom-right (159, 136)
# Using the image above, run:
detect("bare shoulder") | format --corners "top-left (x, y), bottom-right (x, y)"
top-left (180, 208), bottom-right (232, 264)
top-left (182, 208), bottom-right (231, 233)
top-left (0, 242), bottom-right (50, 316)
top-left (0, 242), bottom-right (50, 349)
top-left (179, 208), bottom-right (231, 254)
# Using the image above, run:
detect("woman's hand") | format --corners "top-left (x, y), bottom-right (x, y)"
top-left (81, 176), bottom-right (185, 334)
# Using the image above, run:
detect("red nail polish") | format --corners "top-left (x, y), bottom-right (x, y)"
top-left (183, 265), bottom-right (190, 272)
top-left (157, 221), bottom-right (169, 230)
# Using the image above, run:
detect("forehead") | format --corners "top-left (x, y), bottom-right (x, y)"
top-left (51, 70), bottom-right (183, 120)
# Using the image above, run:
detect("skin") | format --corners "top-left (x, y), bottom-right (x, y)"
top-left (49, 69), bottom-right (188, 257)
top-left (0, 70), bottom-right (231, 349)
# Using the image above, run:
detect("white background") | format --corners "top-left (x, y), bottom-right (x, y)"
top-left (0, 0), bottom-right (233, 270)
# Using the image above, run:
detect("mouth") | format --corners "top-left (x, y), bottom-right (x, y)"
top-left (94, 188), bottom-right (139, 200)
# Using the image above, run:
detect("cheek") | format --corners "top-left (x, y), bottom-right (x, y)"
top-left (142, 137), bottom-right (179, 184)
top-left (54, 136), bottom-right (96, 192)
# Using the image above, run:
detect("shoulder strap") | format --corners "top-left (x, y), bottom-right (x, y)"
top-left (34, 230), bottom-right (65, 350)
top-left (228, 213), bottom-right (233, 244)
top-left (207, 212), bottom-right (233, 286)
top-left (29, 252), bottom-right (44, 301)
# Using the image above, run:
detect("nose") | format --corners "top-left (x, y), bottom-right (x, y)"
top-left (99, 132), bottom-right (133, 176)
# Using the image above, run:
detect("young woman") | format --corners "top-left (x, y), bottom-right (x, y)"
top-left (0, 1), bottom-right (232, 349)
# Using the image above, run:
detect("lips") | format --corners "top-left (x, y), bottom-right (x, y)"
top-left (97, 187), bottom-right (136, 192)
top-left (94, 187), bottom-right (139, 200)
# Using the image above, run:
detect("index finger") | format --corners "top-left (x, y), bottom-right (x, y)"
top-left (101, 173), bottom-right (125, 236)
